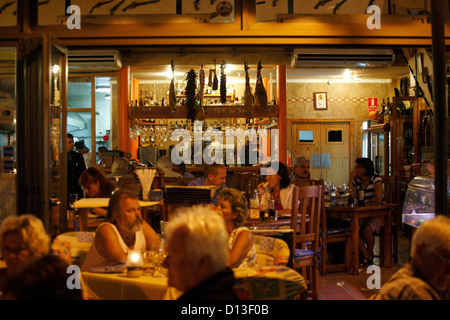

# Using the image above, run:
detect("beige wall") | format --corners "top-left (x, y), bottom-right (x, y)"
top-left (139, 79), bottom-right (401, 162)
top-left (286, 82), bottom-right (393, 158)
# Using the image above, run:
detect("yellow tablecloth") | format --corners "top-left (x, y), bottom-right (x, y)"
top-left (74, 198), bottom-right (159, 208)
top-left (81, 272), bottom-right (180, 300)
top-left (81, 265), bottom-right (306, 300)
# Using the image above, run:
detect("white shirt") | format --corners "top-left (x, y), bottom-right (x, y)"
top-left (81, 222), bottom-right (146, 271)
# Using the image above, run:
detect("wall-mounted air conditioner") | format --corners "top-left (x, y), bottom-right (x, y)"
top-left (291, 48), bottom-right (395, 68)
top-left (68, 50), bottom-right (122, 71)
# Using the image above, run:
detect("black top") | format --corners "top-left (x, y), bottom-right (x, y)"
top-left (68, 150), bottom-right (86, 199)
top-left (178, 267), bottom-right (239, 300)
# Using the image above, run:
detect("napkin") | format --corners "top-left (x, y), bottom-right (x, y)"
top-left (89, 262), bottom-right (127, 273)
top-left (136, 168), bottom-right (157, 200)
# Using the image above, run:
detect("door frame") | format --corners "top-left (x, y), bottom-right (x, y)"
top-left (287, 118), bottom-right (355, 176)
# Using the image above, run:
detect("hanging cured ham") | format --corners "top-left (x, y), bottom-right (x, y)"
top-left (255, 60), bottom-right (268, 109)
top-left (220, 61), bottom-right (227, 104)
top-left (196, 64), bottom-right (206, 120)
top-left (212, 59), bottom-right (219, 91)
top-left (168, 59), bottom-right (176, 113)
top-left (185, 69), bottom-right (198, 123)
top-left (243, 60), bottom-right (253, 112)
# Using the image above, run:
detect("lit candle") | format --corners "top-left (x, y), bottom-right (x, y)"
top-left (126, 250), bottom-right (144, 278)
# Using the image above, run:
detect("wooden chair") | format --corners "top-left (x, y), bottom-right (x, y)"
top-left (377, 175), bottom-right (398, 265)
top-left (115, 176), bottom-right (142, 197)
top-left (289, 185), bottom-right (322, 300)
top-left (292, 179), bottom-right (351, 275)
top-left (233, 171), bottom-right (261, 203)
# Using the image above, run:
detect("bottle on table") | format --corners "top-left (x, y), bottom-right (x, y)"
top-left (330, 185), bottom-right (337, 206)
top-left (358, 184), bottom-right (365, 206)
top-left (249, 189), bottom-right (260, 220)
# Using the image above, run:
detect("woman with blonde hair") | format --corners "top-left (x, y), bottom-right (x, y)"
top-left (217, 187), bottom-right (256, 268)
top-left (107, 157), bottom-right (135, 180)
top-left (0, 214), bottom-right (50, 292)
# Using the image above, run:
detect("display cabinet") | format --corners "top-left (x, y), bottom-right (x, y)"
top-left (367, 123), bottom-right (391, 176)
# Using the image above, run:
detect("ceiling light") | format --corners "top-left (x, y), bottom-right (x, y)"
top-left (96, 86), bottom-right (110, 93)
top-left (343, 70), bottom-right (352, 80)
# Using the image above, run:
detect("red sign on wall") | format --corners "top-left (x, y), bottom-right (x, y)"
top-left (368, 97), bottom-right (378, 112)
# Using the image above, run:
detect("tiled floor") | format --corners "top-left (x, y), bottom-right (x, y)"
top-left (316, 231), bottom-right (411, 300)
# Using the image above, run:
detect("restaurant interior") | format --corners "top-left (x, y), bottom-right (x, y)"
top-left (0, 0), bottom-right (449, 301)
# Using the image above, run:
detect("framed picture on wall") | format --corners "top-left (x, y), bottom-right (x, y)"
top-left (313, 92), bottom-right (327, 110)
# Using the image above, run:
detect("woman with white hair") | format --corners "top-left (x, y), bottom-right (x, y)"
top-left (0, 215), bottom-right (51, 292)
top-left (157, 156), bottom-right (182, 178)
top-left (163, 205), bottom-right (238, 299)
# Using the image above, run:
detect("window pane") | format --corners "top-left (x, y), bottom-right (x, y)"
top-left (68, 112), bottom-right (93, 167)
top-left (95, 77), bottom-right (112, 151)
top-left (299, 130), bottom-right (313, 142)
top-left (68, 77), bottom-right (91, 109)
top-left (328, 130), bottom-right (342, 142)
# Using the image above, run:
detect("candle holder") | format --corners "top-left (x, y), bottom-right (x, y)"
top-left (126, 250), bottom-right (144, 278)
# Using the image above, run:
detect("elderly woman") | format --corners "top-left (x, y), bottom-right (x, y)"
top-left (257, 161), bottom-right (295, 211)
top-left (0, 215), bottom-right (51, 292)
top-left (217, 187), bottom-right (256, 269)
top-left (348, 157), bottom-right (383, 266)
top-left (79, 167), bottom-right (117, 217)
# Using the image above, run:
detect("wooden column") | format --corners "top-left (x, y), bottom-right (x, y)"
top-left (431, 0), bottom-right (448, 216)
top-left (119, 66), bottom-right (130, 153)
top-left (277, 65), bottom-right (287, 165)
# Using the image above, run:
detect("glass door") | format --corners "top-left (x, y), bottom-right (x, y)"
top-left (17, 35), bottom-right (68, 234)
top-left (0, 47), bottom-right (17, 224)
top-left (368, 123), bottom-right (391, 176)
top-left (68, 75), bottom-right (117, 168)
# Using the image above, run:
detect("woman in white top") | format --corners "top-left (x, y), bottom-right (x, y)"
top-left (258, 161), bottom-right (295, 211)
top-left (217, 188), bottom-right (256, 269)
top-left (81, 191), bottom-right (160, 271)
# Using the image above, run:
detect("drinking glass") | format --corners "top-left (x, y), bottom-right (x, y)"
top-left (150, 240), bottom-right (167, 278)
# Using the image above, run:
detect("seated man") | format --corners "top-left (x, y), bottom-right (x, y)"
top-left (81, 191), bottom-right (160, 271)
top-left (163, 205), bottom-right (238, 300)
top-left (188, 164), bottom-right (227, 206)
top-left (370, 215), bottom-right (450, 300)
top-left (172, 161), bottom-right (194, 178)
top-left (290, 156), bottom-right (310, 181)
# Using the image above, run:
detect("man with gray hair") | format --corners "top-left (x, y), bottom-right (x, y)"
top-left (163, 205), bottom-right (238, 300)
top-left (370, 215), bottom-right (450, 300)
top-left (290, 155), bottom-right (310, 181)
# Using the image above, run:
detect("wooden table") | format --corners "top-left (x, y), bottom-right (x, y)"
top-left (325, 203), bottom-right (395, 275)
top-left (73, 198), bottom-right (161, 231)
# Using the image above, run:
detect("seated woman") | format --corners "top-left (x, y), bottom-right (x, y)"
top-left (348, 157), bottom-right (383, 266)
top-left (107, 157), bottom-right (136, 180)
top-left (0, 215), bottom-right (51, 293)
top-left (217, 187), bottom-right (257, 269)
top-left (257, 161), bottom-right (295, 211)
top-left (81, 191), bottom-right (160, 272)
top-left (79, 167), bottom-right (117, 217)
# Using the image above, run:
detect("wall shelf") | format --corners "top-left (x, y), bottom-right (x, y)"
top-left (129, 104), bottom-right (278, 120)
